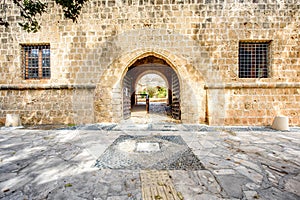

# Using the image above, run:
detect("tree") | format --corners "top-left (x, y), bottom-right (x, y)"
top-left (157, 86), bottom-right (167, 98)
top-left (146, 86), bottom-right (156, 98)
top-left (0, 0), bottom-right (90, 32)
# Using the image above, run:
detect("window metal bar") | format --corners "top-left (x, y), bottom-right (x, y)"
top-left (239, 42), bottom-right (269, 78)
top-left (21, 44), bottom-right (50, 79)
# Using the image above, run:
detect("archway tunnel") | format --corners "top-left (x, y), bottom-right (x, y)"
top-left (122, 56), bottom-right (181, 122)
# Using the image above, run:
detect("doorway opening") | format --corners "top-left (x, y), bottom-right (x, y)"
top-left (122, 56), bottom-right (181, 123)
top-left (133, 73), bottom-right (169, 122)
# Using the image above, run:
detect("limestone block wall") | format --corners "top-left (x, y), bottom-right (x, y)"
top-left (0, 87), bottom-right (72, 125)
top-left (224, 84), bottom-right (300, 126)
top-left (0, 0), bottom-right (299, 125)
top-left (0, 85), bottom-right (95, 125)
top-left (72, 88), bottom-right (95, 124)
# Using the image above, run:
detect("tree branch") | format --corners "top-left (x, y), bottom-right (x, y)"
top-left (1, 0), bottom-right (90, 32)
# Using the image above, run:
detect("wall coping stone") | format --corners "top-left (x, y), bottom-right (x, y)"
top-left (1, 83), bottom-right (299, 90)
top-left (0, 84), bottom-right (96, 90)
top-left (205, 82), bottom-right (300, 89)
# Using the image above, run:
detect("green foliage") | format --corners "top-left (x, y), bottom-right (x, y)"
top-left (2, 0), bottom-right (90, 32)
top-left (140, 91), bottom-right (147, 98)
top-left (56, 0), bottom-right (89, 22)
top-left (139, 86), bottom-right (167, 98)
top-left (157, 86), bottom-right (167, 98)
top-left (14, 0), bottom-right (47, 32)
top-left (147, 86), bottom-right (156, 98)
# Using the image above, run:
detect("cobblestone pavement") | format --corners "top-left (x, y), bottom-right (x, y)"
top-left (0, 124), bottom-right (299, 200)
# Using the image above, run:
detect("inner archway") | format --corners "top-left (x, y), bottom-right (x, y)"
top-left (122, 56), bottom-right (181, 123)
top-left (133, 73), bottom-right (169, 121)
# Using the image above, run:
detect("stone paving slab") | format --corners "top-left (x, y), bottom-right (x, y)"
top-left (0, 125), bottom-right (299, 200)
top-left (140, 170), bottom-right (182, 200)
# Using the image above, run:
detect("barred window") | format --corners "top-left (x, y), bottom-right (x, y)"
top-left (239, 42), bottom-right (270, 78)
top-left (21, 44), bottom-right (50, 79)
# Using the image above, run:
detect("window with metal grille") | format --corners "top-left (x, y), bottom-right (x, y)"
top-left (21, 44), bottom-right (50, 79)
top-left (239, 42), bottom-right (270, 78)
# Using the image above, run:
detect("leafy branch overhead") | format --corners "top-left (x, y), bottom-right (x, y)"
top-left (1, 0), bottom-right (90, 32)
top-left (13, 0), bottom-right (47, 32)
top-left (55, 0), bottom-right (89, 22)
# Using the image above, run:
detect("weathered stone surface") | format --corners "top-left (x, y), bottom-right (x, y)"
top-left (243, 190), bottom-right (260, 200)
top-left (0, 191), bottom-right (26, 200)
top-left (0, 126), bottom-right (300, 199)
top-left (141, 170), bottom-right (182, 200)
top-left (258, 187), bottom-right (299, 200)
top-left (0, 1), bottom-right (299, 126)
top-left (216, 175), bottom-right (251, 199)
top-left (235, 166), bottom-right (263, 184)
top-left (213, 169), bottom-right (235, 175)
top-left (284, 178), bottom-right (300, 197)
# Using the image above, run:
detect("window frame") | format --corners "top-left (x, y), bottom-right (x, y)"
top-left (238, 41), bottom-right (271, 78)
top-left (21, 44), bottom-right (51, 80)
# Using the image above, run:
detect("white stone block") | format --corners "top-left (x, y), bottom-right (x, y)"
top-left (271, 116), bottom-right (289, 131)
top-left (136, 142), bottom-right (160, 152)
top-left (5, 114), bottom-right (22, 127)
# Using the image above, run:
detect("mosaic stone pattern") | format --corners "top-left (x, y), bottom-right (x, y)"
top-left (95, 135), bottom-right (204, 170)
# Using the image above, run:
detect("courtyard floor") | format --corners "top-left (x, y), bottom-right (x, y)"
top-left (0, 122), bottom-right (299, 200)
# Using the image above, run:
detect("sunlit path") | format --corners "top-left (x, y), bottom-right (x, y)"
top-left (125, 102), bottom-right (176, 124)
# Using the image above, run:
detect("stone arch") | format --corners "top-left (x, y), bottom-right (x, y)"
top-left (94, 49), bottom-right (206, 124)
top-left (124, 64), bottom-right (179, 119)
top-left (134, 69), bottom-right (170, 90)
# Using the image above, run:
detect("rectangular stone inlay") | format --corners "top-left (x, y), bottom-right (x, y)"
top-left (141, 170), bottom-right (182, 200)
top-left (136, 142), bottom-right (160, 152)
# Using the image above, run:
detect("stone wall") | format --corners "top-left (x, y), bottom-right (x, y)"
top-left (0, 85), bottom-right (95, 125)
top-left (0, 0), bottom-right (299, 125)
top-left (205, 83), bottom-right (299, 126)
top-left (224, 84), bottom-right (300, 126)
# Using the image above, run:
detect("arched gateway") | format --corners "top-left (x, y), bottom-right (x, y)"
top-left (122, 56), bottom-right (181, 120)
top-left (0, 2), bottom-right (298, 127)
top-left (94, 50), bottom-right (206, 124)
